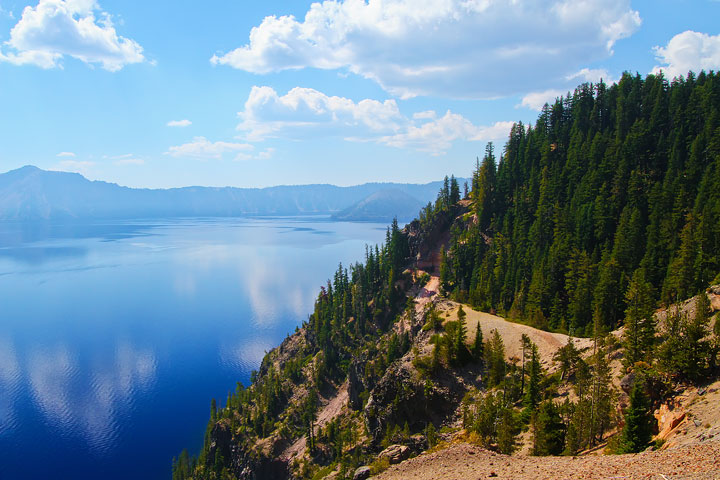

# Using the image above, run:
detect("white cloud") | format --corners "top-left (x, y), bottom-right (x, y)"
top-left (52, 159), bottom-right (95, 175)
top-left (519, 89), bottom-right (565, 111)
top-left (238, 86), bottom-right (512, 154)
top-left (519, 68), bottom-right (619, 111)
top-left (257, 148), bottom-right (275, 160)
top-left (0, 5), bottom-right (15, 19)
top-left (379, 113), bottom-right (513, 155)
top-left (567, 68), bottom-right (616, 84)
top-left (56, 151), bottom-right (76, 157)
top-left (234, 147), bottom-right (275, 162)
top-left (413, 110), bottom-right (436, 120)
top-left (238, 85), bottom-right (404, 141)
top-left (212, 0), bottom-right (640, 99)
top-left (652, 30), bottom-right (720, 80)
top-left (165, 136), bottom-right (254, 160)
top-left (0, 0), bottom-right (145, 71)
top-left (167, 119), bottom-right (192, 128)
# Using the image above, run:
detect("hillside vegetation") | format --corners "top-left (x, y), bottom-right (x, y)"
top-left (172, 71), bottom-right (720, 480)
top-left (444, 71), bottom-right (720, 334)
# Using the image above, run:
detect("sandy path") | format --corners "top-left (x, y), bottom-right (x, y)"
top-left (374, 441), bottom-right (720, 480)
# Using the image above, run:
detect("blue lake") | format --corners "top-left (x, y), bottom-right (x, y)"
top-left (0, 217), bottom-right (388, 479)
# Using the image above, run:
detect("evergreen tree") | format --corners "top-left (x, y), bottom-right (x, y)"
top-left (497, 406), bottom-right (518, 454)
top-left (485, 329), bottom-right (506, 387)
top-left (618, 379), bottom-right (654, 453)
top-left (524, 342), bottom-right (542, 410)
top-left (472, 323), bottom-right (484, 363)
top-left (622, 269), bottom-right (656, 367)
top-left (682, 292), bottom-right (711, 382)
top-left (453, 305), bottom-right (470, 364)
top-left (473, 143), bottom-right (497, 230)
top-left (532, 401), bottom-right (565, 455)
top-left (450, 175), bottom-right (461, 205)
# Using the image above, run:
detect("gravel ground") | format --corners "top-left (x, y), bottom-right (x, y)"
top-left (373, 441), bottom-right (720, 480)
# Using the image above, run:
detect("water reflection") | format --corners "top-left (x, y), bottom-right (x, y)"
top-left (0, 246), bottom-right (88, 265)
top-left (26, 342), bottom-right (156, 452)
top-left (0, 221), bottom-right (155, 248)
top-left (220, 337), bottom-right (275, 372)
top-left (0, 216), bottom-right (388, 478)
top-left (0, 338), bottom-right (21, 436)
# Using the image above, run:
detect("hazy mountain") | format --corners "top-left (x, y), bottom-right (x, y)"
top-left (331, 188), bottom-right (424, 222)
top-left (0, 166), bottom-right (466, 221)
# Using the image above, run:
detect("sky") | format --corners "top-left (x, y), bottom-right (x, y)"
top-left (0, 0), bottom-right (718, 189)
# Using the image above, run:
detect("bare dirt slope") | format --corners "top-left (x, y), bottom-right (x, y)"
top-left (281, 382), bottom-right (350, 463)
top-left (415, 276), bottom-right (593, 368)
top-left (436, 300), bottom-right (593, 371)
top-left (374, 440), bottom-right (720, 480)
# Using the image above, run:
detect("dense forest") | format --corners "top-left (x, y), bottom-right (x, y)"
top-left (173, 71), bottom-right (720, 480)
top-left (443, 70), bottom-right (720, 335)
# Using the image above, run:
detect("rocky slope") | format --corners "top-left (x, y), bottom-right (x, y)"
top-left (374, 439), bottom-right (720, 480)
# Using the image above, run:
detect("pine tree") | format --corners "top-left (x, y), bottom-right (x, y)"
top-left (553, 337), bottom-right (581, 382)
top-left (532, 400), bottom-right (565, 455)
top-left (485, 329), bottom-right (506, 387)
top-left (589, 340), bottom-right (615, 446)
top-left (622, 269), bottom-right (656, 367)
top-left (454, 305), bottom-right (470, 365)
top-left (473, 143), bottom-right (497, 230)
top-left (497, 406), bottom-right (518, 454)
top-left (680, 293), bottom-right (711, 382)
top-left (439, 248), bottom-right (452, 293)
top-left (524, 342), bottom-right (542, 410)
top-left (450, 175), bottom-right (461, 205)
top-left (618, 379), bottom-right (654, 453)
top-left (472, 323), bottom-right (484, 363)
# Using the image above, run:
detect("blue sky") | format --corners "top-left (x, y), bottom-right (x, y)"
top-left (0, 0), bottom-right (718, 188)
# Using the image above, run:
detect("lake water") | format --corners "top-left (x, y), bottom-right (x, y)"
top-left (0, 217), bottom-right (387, 479)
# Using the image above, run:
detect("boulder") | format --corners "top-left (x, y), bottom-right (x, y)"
top-left (654, 402), bottom-right (686, 443)
top-left (379, 444), bottom-right (410, 464)
top-left (620, 372), bottom-right (636, 394)
top-left (353, 466), bottom-right (371, 480)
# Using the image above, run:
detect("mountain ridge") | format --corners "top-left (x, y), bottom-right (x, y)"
top-left (0, 165), bottom-right (467, 221)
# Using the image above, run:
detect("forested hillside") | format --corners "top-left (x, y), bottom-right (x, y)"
top-left (444, 71), bottom-right (720, 335)
top-left (173, 72), bottom-right (720, 480)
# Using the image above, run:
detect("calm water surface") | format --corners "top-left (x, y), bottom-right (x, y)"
top-left (0, 217), bottom-right (387, 479)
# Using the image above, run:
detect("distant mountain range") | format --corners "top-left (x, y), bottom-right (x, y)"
top-left (331, 189), bottom-right (424, 222)
top-left (0, 166), bottom-right (467, 221)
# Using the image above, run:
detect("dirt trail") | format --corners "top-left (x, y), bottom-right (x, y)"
top-left (374, 440), bottom-right (720, 480)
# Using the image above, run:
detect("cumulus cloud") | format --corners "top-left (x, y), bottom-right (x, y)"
top-left (167, 119), bottom-right (191, 127)
top-left (652, 30), bottom-right (720, 80)
top-left (238, 86), bottom-right (404, 141)
top-left (519, 89), bottom-right (565, 111)
top-left (519, 68), bottom-right (618, 111)
top-left (378, 113), bottom-right (513, 154)
top-left (0, 0), bottom-right (145, 71)
top-left (165, 137), bottom-right (254, 160)
top-left (238, 86), bottom-right (512, 154)
top-left (212, 0), bottom-right (640, 99)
